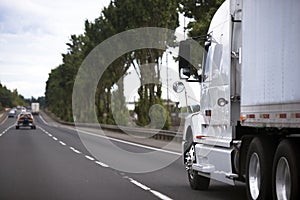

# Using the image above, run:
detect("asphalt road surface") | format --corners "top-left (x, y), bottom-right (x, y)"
top-left (0, 114), bottom-right (246, 200)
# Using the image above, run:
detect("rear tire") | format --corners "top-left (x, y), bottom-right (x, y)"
top-left (272, 139), bottom-right (299, 200)
top-left (16, 126), bottom-right (19, 129)
top-left (246, 137), bottom-right (275, 200)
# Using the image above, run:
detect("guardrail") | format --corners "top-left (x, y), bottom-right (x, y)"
top-left (43, 111), bottom-right (183, 142)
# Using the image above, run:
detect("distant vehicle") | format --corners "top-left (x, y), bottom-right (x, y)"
top-left (8, 109), bottom-right (16, 118)
top-left (31, 103), bottom-right (39, 115)
top-left (16, 112), bottom-right (36, 129)
top-left (21, 107), bottom-right (26, 113)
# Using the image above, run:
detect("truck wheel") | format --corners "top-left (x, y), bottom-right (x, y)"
top-left (246, 137), bottom-right (275, 200)
top-left (16, 126), bottom-right (19, 129)
top-left (273, 139), bottom-right (299, 200)
top-left (185, 139), bottom-right (210, 190)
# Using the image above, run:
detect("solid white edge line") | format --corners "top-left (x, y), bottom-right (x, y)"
top-left (85, 155), bottom-right (95, 161)
top-left (71, 128), bottom-right (181, 156)
top-left (39, 115), bottom-right (48, 125)
top-left (95, 161), bottom-right (109, 168)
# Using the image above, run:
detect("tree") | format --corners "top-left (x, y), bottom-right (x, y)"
top-left (0, 83), bottom-right (27, 109)
top-left (103, 0), bottom-right (180, 129)
top-left (180, 0), bottom-right (225, 37)
top-left (45, 0), bottom-right (181, 130)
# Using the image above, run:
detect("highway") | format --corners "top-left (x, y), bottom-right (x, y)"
top-left (0, 114), bottom-right (246, 200)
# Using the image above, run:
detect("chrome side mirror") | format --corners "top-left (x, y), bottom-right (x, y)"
top-left (173, 81), bottom-right (185, 93)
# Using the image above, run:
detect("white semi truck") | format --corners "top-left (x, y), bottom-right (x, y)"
top-left (31, 102), bottom-right (40, 115)
top-left (175, 0), bottom-right (300, 199)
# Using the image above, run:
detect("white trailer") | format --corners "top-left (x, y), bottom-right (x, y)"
top-left (176, 0), bottom-right (300, 199)
top-left (31, 103), bottom-right (40, 115)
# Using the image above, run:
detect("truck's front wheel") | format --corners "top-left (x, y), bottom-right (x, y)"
top-left (185, 141), bottom-right (210, 190)
top-left (246, 137), bottom-right (275, 200)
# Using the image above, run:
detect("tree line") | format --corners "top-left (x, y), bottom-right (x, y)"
top-left (0, 83), bottom-right (27, 110)
top-left (45, 0), bottom-right (223, 129)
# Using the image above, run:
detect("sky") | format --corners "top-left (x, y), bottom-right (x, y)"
top-left (0, 0), bottom-right (196, 103)
top-left (0, 0), bottom-right (110, 98)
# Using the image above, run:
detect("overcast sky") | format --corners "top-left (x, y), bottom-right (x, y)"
top-left (0, 0), bottom-right (110, 98)
top-left (0, 0), bottom-right (193, 102)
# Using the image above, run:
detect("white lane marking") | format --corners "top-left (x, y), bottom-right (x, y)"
top-left (52, 137), bottom-right (58, 141)
top-left (128, 178), bottom-right (150, 190)
top-left (0, 125), bottom-right (14, 136)
top-left (72, 128), bottom-right (181, 156)
top-left (36, 125), bottom-right (172, 200)
top-left (70, 147), bottom-right (81, 154)
top-left (48, 134), bottom-right (52, 137)
top-left (123, 176), bottom-right (173, 200)
top-left (39, 115), bottom-right (48, 125)
top-left (150, 190), bottom-right (173, 200)
top-left (95, 161), bottom-right (109, 168)
top-left (59, 141), bottom-right (66, 146)
top-left (85, 155), bottom-right (95, 161)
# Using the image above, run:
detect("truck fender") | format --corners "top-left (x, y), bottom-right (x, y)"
top-left (183, 112), bottom-right (206, 154)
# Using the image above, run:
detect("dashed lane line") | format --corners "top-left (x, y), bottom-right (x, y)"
top-left (85, 155), bottom-right (95, 161)
top-left (123, 176), bottom-right (173, 200)
top-left (37, 126), bottom-right (173, 200)
top-left (150, 190), bottom-right (173, 200)
top-left (69, 147), bottom-right (81, 154)
top-left (95, 161), bottom-right (109, 168)
top-left (0, 125), bottom-right (14, 136)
